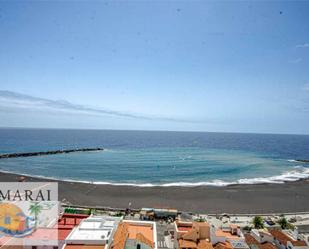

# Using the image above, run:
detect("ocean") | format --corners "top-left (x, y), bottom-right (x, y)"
top-left (0, 128), bottom-right (309, 186)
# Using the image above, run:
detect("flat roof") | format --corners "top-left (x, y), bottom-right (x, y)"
top-left (68, 228), bottom-right (111, 241)
top-left (65, 216), bottom-right (121, 244)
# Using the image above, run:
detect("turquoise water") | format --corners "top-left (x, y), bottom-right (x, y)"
top-left (0, 128), bottom-right (308, 186)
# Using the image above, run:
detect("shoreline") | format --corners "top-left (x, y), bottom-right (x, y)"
top-left (1, 171), bottom-right (309, 214)
top-left (1, 166), bottom-right (308, 187)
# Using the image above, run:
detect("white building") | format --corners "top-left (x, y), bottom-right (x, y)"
top-left (63, 215), bottom-right (122, 249)
top-left (270, 230), bottom-right (308, 249)
top-left (210, 224), bottom-right (249, 249)
top-left (250, 229), bottom-right (274, 244)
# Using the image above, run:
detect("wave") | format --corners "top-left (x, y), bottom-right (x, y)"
top-left (1, 166), bottom-right (309, 187)
top-left (155, 167), bottom-right (309, 186)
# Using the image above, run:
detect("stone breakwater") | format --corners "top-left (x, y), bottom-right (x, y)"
top-left (0, 148), bottom-right (104, 159)
top-left (296, 159), bottom-right (309, 163)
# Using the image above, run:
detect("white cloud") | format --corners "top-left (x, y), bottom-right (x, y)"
top-left (296, 43), bottom-right (309, 48)
top-left (0, 90), bottom-right (198, 123)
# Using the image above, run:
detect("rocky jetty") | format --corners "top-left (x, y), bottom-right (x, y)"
top-left (295, 159), bottom-right (309, 163)
top-left (0, 148), bottom-right (104, 159)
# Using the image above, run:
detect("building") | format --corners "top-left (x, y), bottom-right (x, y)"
top-left (174, 221), bottom-right (195, 239)
top-left (244, 233), bottom-right (277, 249)
top-left (211, 224), bottom-right (249, 249)
top-left (111, 220), bottom-right (157, 249)
top-left (140, 208), bottom-right (177, 221)
top-left (140, 209), bottom-right (155, 221)
top-left (174, 221), bottom-right (249, 249)
top-left (270, 230), bottom-right (308, 249)
top-left (175, 221), bottom-right (213, 249)
top-left (249, 229), bottom-right (274, 244)
top-left (63, 215), bottom-right (122, 249)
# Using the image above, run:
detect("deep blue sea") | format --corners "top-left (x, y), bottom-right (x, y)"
top-left (0, 128), bottom-right (309, 186)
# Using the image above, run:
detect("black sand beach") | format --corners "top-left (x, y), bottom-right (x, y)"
top-left (1, 171), bottom-right (309, 214)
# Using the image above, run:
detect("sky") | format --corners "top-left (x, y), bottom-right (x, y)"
top-left (0, 1), bottom-right (309, 134)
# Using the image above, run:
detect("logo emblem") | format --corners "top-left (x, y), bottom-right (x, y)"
top-left (0, 182), bottom-right (58, 245)
top-left (0, 202), bottom-right (36, 237)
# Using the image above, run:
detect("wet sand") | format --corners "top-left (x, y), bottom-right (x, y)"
top-left (1, 171), bottom-right (309, 214)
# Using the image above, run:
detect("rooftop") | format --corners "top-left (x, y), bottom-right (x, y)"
top-left (290, 240), bottom-right (308, 247)
top-left (177, 221), bottom-right (211, 249)
top-left (250, 229), bottom-right (273, 239)
top-left (65, 215), bottom-right (121, 245)
top-left (269, 230), bottom-right (306, 247)
top-left (244, 234), bottom-right (259, 246)
top-left (58, 213), bottom-right (89, 229)
top-left (112, 220), bottom-right (156, 249)
top-left (127, 223), bottom-right (154, 243)
top-left (57, 213), bottom-right (89, 240)
top-left (214, 242), bottom-right (233, 249)
top-left (244, 234), bottom-right (277, 249)
top-left (215, 230), bottom-right (241, 240)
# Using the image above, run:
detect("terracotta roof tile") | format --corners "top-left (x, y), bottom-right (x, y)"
top-left (244, 234), bottom-right (259, 246)
top-left (112, 222), bottom-right (129, 249)
top-left (270, 230), bottom-right (291, 246)
top-left (198, 240), bottom-right (214, 249)
top-left (290, 240), bottom-right (307, 246)
top-left (215, 230), bottom-right (240, 240)
top-left (112, 222), bottom-right (154, 249)
top-left (260, 242), bottom-right (278, 249)
top-left (179, 238), bottom-right (198, 248)
top-left (214, 242), bottom-right (233, 249)
top-left (269, 230), bottom-right (307, 248)
top-left (245, 233), bottom-right (277, 249)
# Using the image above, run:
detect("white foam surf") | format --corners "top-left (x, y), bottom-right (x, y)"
top-left (1, 166), bottom-right (309, 187)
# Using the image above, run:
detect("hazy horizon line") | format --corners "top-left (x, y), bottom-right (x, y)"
top-left (1, 125), bottom-right (308, 136)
